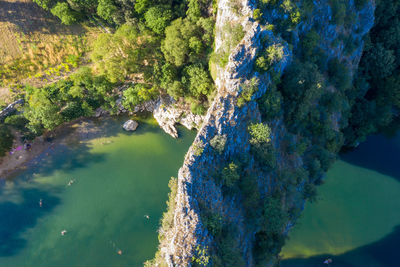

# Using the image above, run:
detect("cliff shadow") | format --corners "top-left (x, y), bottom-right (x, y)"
top-left (281, 224), bottom-right (400, 267)
top-left (340, 133), bottom-right (400, 182)
top-left (0, 186), bottom-right (60, 256)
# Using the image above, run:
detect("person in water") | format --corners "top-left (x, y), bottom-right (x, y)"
top-left (61, 230), bottom-right (67, 236)
top-left (117, 250), bottom-right (122, 255)
top-left (323, 258), bottom-right (333, 265)
top-left (39, 199), bottom-right (43, 208)
top-left (67, 179), bottom-right (75, 186)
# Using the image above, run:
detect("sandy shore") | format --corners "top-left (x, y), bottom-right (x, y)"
top-left (0, 117), bottom-right (108, 179)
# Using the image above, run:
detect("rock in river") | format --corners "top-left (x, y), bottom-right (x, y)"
top-left (122, 120), bottom-right (139, 131)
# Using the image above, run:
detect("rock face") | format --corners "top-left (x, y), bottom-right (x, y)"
top-left (0, 99), bottom-right (24, 122)
top-left (153, 98), bottom-right (204, 138)
top-left (122, 120), bottom-right (139, 131)
top-left (155, 0), bottom-right (375, 266)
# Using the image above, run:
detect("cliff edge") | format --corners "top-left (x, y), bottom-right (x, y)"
top-left (152, 0), bottom-right (375, 266)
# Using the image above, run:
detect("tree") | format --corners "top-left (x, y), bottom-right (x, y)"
top-left (122, 84), bottom-right (158, 110)
top-left (50, 2), bottom-right (78, 25)
top-left (182, 64), bottom-right (213, 99)
top-left (91, 24), bottom-right (155, 83)
top-left (144, 6), bottom-right (173, 34)
top-left (162, 18), bottom-right (197, 66)
top-left (33, 0), bottom-right (54, 10)
top-left (97, 0), bottom-right (118, 23)
top-left (24, 87), bottom-right (63, 132)
top-left (248, 123), bottom-right (276, 166)
top-left (365, 43), bottom-right (395, 80)
top-left (0, 125), bottom-right (13, 156)
top-left (248, 123), bottom-right (271, 145)
top-left (221, 162), bottom-right (240, 187)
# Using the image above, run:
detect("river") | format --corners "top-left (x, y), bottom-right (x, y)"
top-left (282, 132), bottom-right (400, 267)
top-left (0, 117), bottom-right (195, 267)
top-left (1, 117), bottom-right (398, 267)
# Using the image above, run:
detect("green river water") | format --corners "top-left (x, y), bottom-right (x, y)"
top-left (0, 117), bottom-right (195, 267)
top-left (1, 116), bottom-right (399, 267)
top-left (282, 132), bottom-right (400, 267)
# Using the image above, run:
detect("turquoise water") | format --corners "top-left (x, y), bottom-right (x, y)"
top-left (0, 117), bottom-right (195, 267)
top-left (282, 133), bottom-right (400, 267)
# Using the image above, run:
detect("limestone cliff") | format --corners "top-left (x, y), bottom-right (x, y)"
top-left (153, 0), bottom-right (375, 266)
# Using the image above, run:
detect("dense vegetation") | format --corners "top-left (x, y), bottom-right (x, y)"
top-left (1, 0), bottom-right (399, 265)
top-left (192, 0), bottom-right (400, 265)
top-left (343, 0), bottom-right (400, 145)
top-left (0, 0), bottom-right (216, 153)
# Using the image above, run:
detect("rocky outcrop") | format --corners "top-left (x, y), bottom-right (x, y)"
top-left (155, 0), bottom-right (375, 266)
top-left (122, 120), bottom-right (139, 131)
top-left (153, 99), bottom-right (204, 138)
top-left (0, 99), bottom-right (24, 122)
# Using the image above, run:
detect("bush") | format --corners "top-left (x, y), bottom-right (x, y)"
top-left (240, 174), bottom-right (261, 220)
top-left (303, 182), bottom-right (317, 202)
top-left (192, 245), bottom-right (210, 266)
top-left (301, 30), bottom-right (320, 60)
top-left (183, 64), bottom-right (214, 99)
top-left (214, 24), bottom-right (245, 67)
top-left (253, 9), bottom-right (262, 21)
top-left (50, 2), bottom-right (78, 25)
top-left (160, 177), bottom-right (178, 238)
top-left (255, 56), bottom-right (269, 73)
top-left (253, 194), bottom-right (286, 264)
top-left (258, 87), bottom-right (282, 120)
top-left (0, 125), bottom-right (13, 156)
top-left (327, 58), bottom-right (351, 91)
top-left (237, 78), bottom-right (259, 107)
top-left (210, 134), bottom-right (227, 153)
top-left (123, 84), bottom-right (159, 110)
top-left (329, 0), bottom-right (347, 25)
top-left (97, 0), bottom-right (118, 23)
top-left (354, 0), bottom-right (368, 10)
top-left (144, 6), bottom-right (173, 34)
top-left (192, 140), bottom-right (205, 156)
top-left (249, 123), bottom-right (271, 145)
top-left (190, 101), bottom-right (207, 115)
top-left (5, 115), bottom-right (29, 131)
top-left (203, 211), bottom-right (223, 237)
top-left (215, 225), bottom-right (245, 267)
top-left (221, 162), bottom-right (240, 188)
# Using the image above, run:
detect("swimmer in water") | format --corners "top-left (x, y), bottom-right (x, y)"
top-left (67, 179), bottom-right (75, 186)
top-left (110, 240), bottom-right (123, 255)
top-left (39, 199), bottom-right (43, 208)
top-left (144, 215), bottom-right (150, 219)
top-left (61, 230), bottom-right (67, 236)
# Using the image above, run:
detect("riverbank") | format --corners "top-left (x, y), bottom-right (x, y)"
top-left (0, 116), bottom-right (116, 179)
top-left (0, 117), bottom-right (195, 266)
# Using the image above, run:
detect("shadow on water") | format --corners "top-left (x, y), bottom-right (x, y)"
top-left (13, 117), bottom-right (131, 180)
top-left (0, 117), bottom-right (130, 256)
top-left (340, 134), bottom-right (400, 182)
top-left (281, 225), bottom-right (400, 267)
top-left (0, 187), bottom-right (60, 257)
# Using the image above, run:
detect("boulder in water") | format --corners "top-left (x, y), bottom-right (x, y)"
top-left (122, 120), bottom-right (139, 131)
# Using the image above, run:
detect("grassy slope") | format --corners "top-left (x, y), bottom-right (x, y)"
top-left (0, 0), bottom-right (101, 105)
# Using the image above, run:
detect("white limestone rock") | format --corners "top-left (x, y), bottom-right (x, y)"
top-left (122, 120), bottom-right (139, 131)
